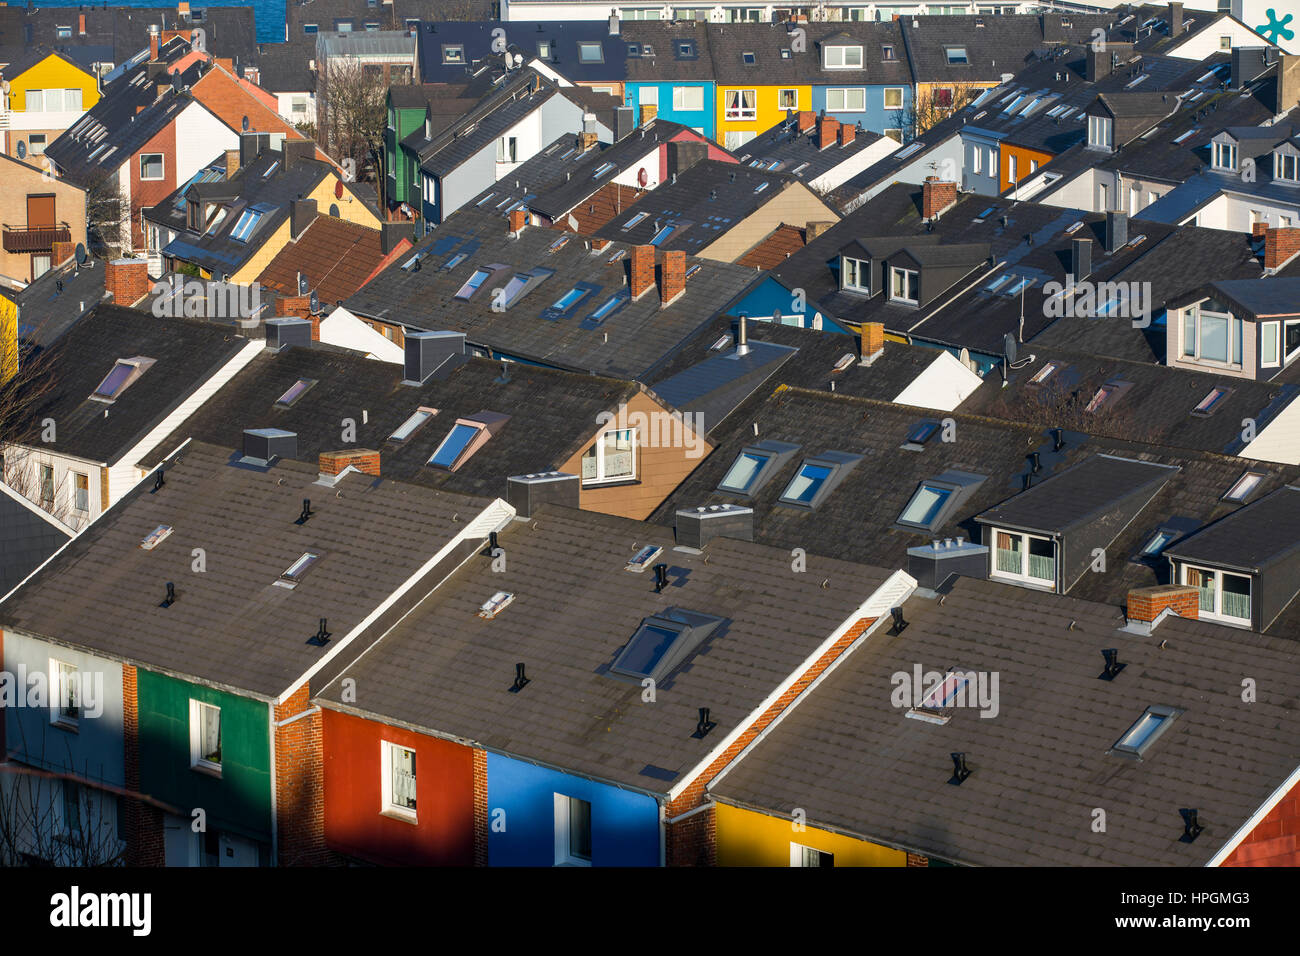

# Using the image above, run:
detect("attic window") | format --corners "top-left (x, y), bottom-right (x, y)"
top-left (1112, 705), bottom-right (1180, 757)
top-left (91, 356), bottom-right (156, 402)
top-left (1029, 361), bottom-right (1061, 385)
top-left (778, 452), bottom-right (861, 510)
top-left (586, 289), bottom-right (629, 324)
top-left (275, 379), bottom-right (316, 408)
top-left (1191, 386), bottom-right (1232, 416)
top-left (944, 46), bottom-right (969, 65)
top-left (649, 224), bottom-right (675, 246)
top-left (578, 42), bottom-right (604, 63)
top-left (1085, 380), bottom-right (1130, 413)
top-left (389, 407), bottom-right (437, 442)
top-left (609, 608), bottom-right (725, 683)
top-left (443, 253), bottom-right (467, 270)
top-left (622, 212), bottom-right (648, 231)
top-left (592, 162), bottom-right (617, 179)
top-left (906, 669), bottom-right (973, 724)
top-left (442, 45), bottom-right (464, 64)
top-left (902, 420), bottom-right (940, 449)
top-left (229, 207), bottom-right (265, 243)
top-left (455, 268), bottom-right (492, 299)
top-left (1223, 470), bottom-right (1265, 503)
top-left (742, 51), bottom-right (756, 65)
top-left (428, 422), bottom-right (484, 470)
top-left (627, 43), bottom-right (641, 57)
top-left (1140, 527), bottom-right (1178, 556)
top-left (717, 441), bottom-right (799, 497)
top-left (547, 235), bottom-right (572, 253)
top-left (897, 471), bottom-right (985, 532)
top-left (278, 551), bottom-right (320, 587)
top-left (262, 160), bottom-right (280, 178)
top-left (677, 42), bottom-right (695, 58)
top-left (500, 268), bottom-right (554, 308)
top-left (547, 283), bottom-right (597, 317)
top-left (780, 49), bottom-right (792, 59)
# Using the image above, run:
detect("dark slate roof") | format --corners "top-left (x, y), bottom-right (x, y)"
top-left (0, 45), bottom-right (88, 81)
top-left (710, 574), bottom-right (1300, 866)
top-left (647, 386), bottom-right (1300, 611)
top-left (151, 346), bottom-right (646, 495)
top-left (21, 305), bottom-right (250, 465)
top-left (344, 204), bottom-right (758, 379)
top-left (415, 20), bottom-right (628, 85)
top-left (900, 13), bottom-right (1109, 84)
top-left (1166, 485), bottom-right (1300, 573)
top-left (313, 503), bottom-right (895, 793)
top-left (0, 483), bottom-right (73, 598)
top-left (620, 20), bottom-right (714, 83)
top-left (0, 440), bottom-right (501, 700)
top-left (14, 5), bottom-right (256, 65)
top-left (649, 340), bottom-right (797, 431)
top-left (734, 114), bottom-right (889, 185)
top-left (592, 159), bottom-right (815, 254)
top-left (703, 20), bottom-right (914, 88)
top-left (254, 39), bottom-right (316, 93)
top-left (1177, 277), bottom-right (1300, 319)
top-left (15, 256), bottom-right (107, 349)
top-left (468, 131), bottom-right (612, 220)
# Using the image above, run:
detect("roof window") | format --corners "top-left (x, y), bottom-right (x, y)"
top-left (777, 451), bottom-right (862, 510)
top-left (427, 412), bottom-right (509, 471)
top-left (1223, 470), bottom-right (1265, 503)
top-left (717, 440), bottom-right (800, 497)
top-left (1191, 386), bottom-right (1232, 416)
top-left (1112, 705), bottom-right (1180, 757)
top-left (896, 470), bottom-right (986, 532)
top-left (609, 608), bottom-right (725, 683)
top-left (276, 551), bottom-right (321, 589)
top-left (91, 356), bottom-right (155, 402)
top-left (388, 407), bottom-right (437, 443)
top-left (275, 379), bottom-right (316, 408)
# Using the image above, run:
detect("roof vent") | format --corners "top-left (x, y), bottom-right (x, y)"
top-left (1099, 648), bottom-right (1125, 681)
top-left (1179, 808), bottom-right (1204, 843)
top-left (675, 504), bottom-right (754, 550)
top-left (505, 471), bottom-right (578, 518)
top-left (888, 607), bottom-right (908, 635)
top-left (693, 707), bottom-right (716, 739)
top-left (160, 581), bottom-right (176, 608)
top-left (653, 563), bottom-right (669, 593)
top-left (510, 662), bottom-right (530, 693)
top-left (239, 428), bottom-right (296, 467)
top-left (948, 752), bottom-right (972, 785)
top-left (295, 498), bottom-right (313, 525)
top-left (265, 317), bottom-right (312, 352)
top-left (307, 618), bottom-right (331, 646)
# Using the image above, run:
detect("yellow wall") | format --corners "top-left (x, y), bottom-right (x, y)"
top-left (0, 292), bottom-right (17, 382)
top-left (715, 85), bottom-right (811, 147)
top-left (10, 54), bottom-right (100, 112)
top-left (715, 802), bottom-right (908, 867)
top-left (230, 176), bottom-right (381, 284)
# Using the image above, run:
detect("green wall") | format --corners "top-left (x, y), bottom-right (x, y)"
top-left (137, 669), bottom-right (273, 842)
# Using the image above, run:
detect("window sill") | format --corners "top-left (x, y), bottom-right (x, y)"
top-left (190, 762), bottom-right (222, 779)
top-left (989, 570), bottom-right (1056, 592)
top-left (381, 808), bottom-right (418, 825)
top-left (582, 478), bottom-right (640, 489)
top-left (51, 718), bottom-right (78, 733)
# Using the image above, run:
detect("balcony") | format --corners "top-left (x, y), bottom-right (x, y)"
top-left (3, 222), bottom-right (72, 253)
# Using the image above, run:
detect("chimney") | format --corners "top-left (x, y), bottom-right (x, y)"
top-left (1168, 2), bottom-right (1184, 36)
top-left (281, 139), bottom-right (316, 168)
top-left (579, 129), bottom-right (599, 151)
top-left (508, 206), bottom-right (528, 235)
top-left (265, 316), bottom-right (313, 350)
top-left (630, 245), bottom-right (655, 299)
top-left (666, 139), bottom-right (707, 179)
top-left (838, 123), bottom-right (856, 147)
top-left (79, 13), bottom-right (86, 35)
top-left (241, 428), bottom-right (297, 466)
top-left (639, 103), bottom-right (658, 126)
top-left (104, 258), bottom-right (150, 305)
top-left (1253, 221), bottom-right (1270, 238)
top-left (796, 110), bottom-right (816, 133)
top-left (817, 116), bottom-right (839, 150)
top-left (675, 504), bottom-right (754, 549)
top-left (506, 471), bottom-right (579, 518)
top-left (381, 221), bottom-right (412, 254)
top-left (1278, 54), bottom-right (1300, 115)
top-left (1086, 46), bottom-right (1112, 82)
top-left (149, 25), bottom-right (160, 61)
top-left (660, 249), bottom-right (686, 306)
top-left (1264, 227), bottom-right (1300, 270)
top-left (224, 148), bottom-right (241, 180)
top-left (1104, 211), bottom-right (1128, 253)
top-left (319, 449), bottom-right (381, 477)
top-left (1125, 584), bottom-right (1199, 628)
top-left (289, 198), bottom-right (317, 238)
top-left (922, 175), bottom-right (958, 219)
top-left (806, 221), bottom-right (835, 241)
top-left (1071, 237), bottom-right (1092, 281)
top-left (403, 330), bottom-right (466, 385)
top-left (51, 240), bottom-right (75, 267)
top-left (592, 238), bottom-right (611, 252)
top-left (240, 131), bottom-right (270, 167)
top-left (1231, 46), bottom-right (1266, 90)
top-left (860, 322), bottom-right (885, 364)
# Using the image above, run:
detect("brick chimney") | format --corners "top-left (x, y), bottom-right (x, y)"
top-left (817, 117), bottom-right (839, 150)
top-left (51, 240), bottom-right (75, 267)
top-left (640, 104), bottom-right (658, 126)
top-left (660, 249), bottom-right (686, 307)
top-left (579, 129), bottom-right (599, 151)
top-left (508, 207), bottom-right (528, 235)
top-left (630, 244), bottom-right (655, 299)
top-left (592, 238), bottom-right (610, 252)
top-left (78, 13), bottom-right (86, 35)
top-left (105, 258), bottom-right (150, 305)
top-left (224, 148), bottom-right (240, 180)
top-left (838, 123), bottom-right (856, 147)
top-left (796, 110), bottom-right (816, 133)
top-left (1126, 584), bottom-right (1199, 625)
top-left (1252, 221), bottom-right (1269, 238)
top-left (860, 322), bottom-right (885, 364)
top-left (319, 449), bottom-right (381, 477)
top-left (1265, 227), bottom-right (1300, 270)
top-left (149, 26), bottom-right (160, 62)
top-left (921, 175), bottom-right (957, 220)
top-left (1168, 2), bottom-right (1184, 37)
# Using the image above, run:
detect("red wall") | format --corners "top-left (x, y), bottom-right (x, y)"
top-left (322, 708), bottom-right (476, 866)
top-left (128, 122), bottom-right (178, 250)
top-left (1223, 782), bottom-right (1300, 866)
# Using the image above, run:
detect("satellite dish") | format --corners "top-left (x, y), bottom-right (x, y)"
top-left (637, 167), bottom-right (648, 187)
top-left (309, 290), bottom-right (319, 313)
top-left (15, 141), bottom-right (25, 159)
top-left (1003, 332), bottom-right (1018, 364)
top-left (334, 179), bottom-right (344, 199)
top-left (74, 243), bottom-right (88, 265)
top-left (297, 272), bottom-right (309, 295)
top-left (241, 115), bottom-right (250, 132)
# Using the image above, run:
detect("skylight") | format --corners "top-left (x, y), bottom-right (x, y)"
top-left (443, 253), bottom-right (467, 270)
top-left (1029, 361), bottom-right (1060, 384)
top-left (896, 470), bottom-right (986, 532)
top-left (894, 143), bottom-right (924, 160)
top-left (903, 420), bottom-right (940, 449)
top-left (550, 286), bottom-right (591, 312)
top-left (547, 235), bottom-right (571, 254)
top-left (429, 422), bottom-right (483, 469)
top-left (1192, 386), bottom-right (1232, 416)
top-left (985, 274), bottom-right (1011, 293)
top-left (1112, 706), bottom-right (1179, 757)
top-left (650, 225), bottom-right (675, 246)
top-left (1172, 129), bottom-right (1196, 144)
top-left (455, 268), bottom-right (492, 300)
top-left (229, 207), bottom-right (264, 243)
top-left (277, 551), bottom-right (320, 588)
top-left (1223, 471), bottom-right (1264, 503)
top-left (91, 356), bottom-right (155, 402)
top-left (592, 162), bottom-right (616, 178)
top-left (586, 289), bottom-right (629, 325)
top-left (389, 407), bottom-right (436, 442)
top-left (907, 669), bottom-right (972, 724)
top-left (622, 212), bottom-right (648, 231)
top-left (899, 483), bottom-right (952, 526)
top-left (500, 268), bottom-right (553, 308)
top-left (783, 463), bottom-right (831, 503)
top-left (275, 379), bottom-right (316, 408)
top-left (717, 441), bottom-right (799, 497)
top-left (609, 608), bottom-right (725, 683)
top-left (777, 452), bottom-right (861, 510)
top-left (1140, 528), bottom-right (1178, 556)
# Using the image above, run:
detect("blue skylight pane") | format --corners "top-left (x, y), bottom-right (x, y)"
top-left (590, 291), bottom-right (628, 321)
top-left (900, 484), bottom-right (951, 525)
top-left (429, 423), bottom-right (480, 468)
top-left (720, 452), bottom-right (765, 492)
top-left (650, 225), bottom-right (675, 246)
top-left (93, 362), bottom-right (135, 398)
top-left (1121, 711), bottom-right (1165, 750)
top-left (618, 624), bottom-right (679, 676)
top-left (1142, 530), bottom-right (1175, 556)
top-left (390, 409), bottom-right (433, 441)
top-left (552, 287), bottom-right (586, 311)
top-left (456, 269), bottom-right (491, 299)
top-left (276, 379), bottom-right (313, 406)
top-left (783, 463), bottom-right (832, 503)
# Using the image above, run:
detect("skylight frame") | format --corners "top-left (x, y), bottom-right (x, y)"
top-left (716, 441), bottom-right (800, 498)
top-left (428, 420), bottom-right (485, 470)
top-left (1111, 705), bottom-right (1180, 758)
top-left (1191, 385), bottom-right (1233, 417)
top-left (276, 550), bottom-right (322, 588)
top-left (274, 378), bottom-right (317, 408)
top-left (906, 668), bottom-right (975, 724)
top-left (229, 207), bottom-right (264, 243)
top-left (388, 406), bottom-right (438, 443)
top-left (90, 356), bottom-right (156, 403)
top-left (608, 608), bottom-right (726, 684)
top-left (583, 289), bottom-right (630, 326)
top-left (776, 451), bottom-right (861, 511)
top-left (1223, 470), bottom-right (1265, 503)
top-left (454, 267), bottom-right (494, 300)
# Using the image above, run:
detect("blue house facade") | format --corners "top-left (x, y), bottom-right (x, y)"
top-left (733, 276), bottom-right (852, 334)
top-left (486, 752), bottom-right (661, 866)
top-left (810, 83), bottom-right (911, 141)
top-left (624, 81), bottom-right (716, 139)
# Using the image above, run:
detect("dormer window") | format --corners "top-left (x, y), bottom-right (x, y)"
top-left (609, 608), bottom-right (725, 683)
top-left (1276, 150), bottom-right (1300, 183)
top-left (442, 44), bottom-right (464, 64)
top-left (1180, 300), bottom-right (1241, 366)
top-left (897, 471), bottom-right (985, 532)
top-left (1212, 141), bottom-right (1237, 171)
top-left (537, 40), bottom-right (552, 59)
top-left (91, 356), bottom-right (155, 402)
top-left (841, 256), bottom-right (869, 292)
top-left (455, 267), bottom-right (493, 300)
top-left (1182, 565), bottom-right (1252, 624)
top-left (882, 44), bottom-right (896, 60)
top-left (889, 266), bottom-right (919, 305)
top-left (581, 428), bottom-right (637, 484)
top-left (777, 451), bottom-right (861, 510)
top-left (1087, 114), bottom-right (1114, 150)
top-left (824, 45), bottom-right (863, 69)
top-left (992, 529), bottom-right (1056, 588)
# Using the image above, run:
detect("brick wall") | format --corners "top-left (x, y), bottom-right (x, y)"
top-left (275, 294), bottom-right (319, 341)
top-left (273, 684), bottom-right (336, 866)
top-left (660, 249), bottom-right (686, 306)
top-left (664, 615), bottom-right (878, 865)
top-left (473, 748), bottom-right (488, 866)
top-left (1223, 782), bottom-right (1300, 866)
top-left (1265, 228), bottom-right (1300, 270)
top-left (1126, 584), bottom-right (1199, 623)
top-left (105, 259), bottom-right (151, 306)
top-left (922, 176), bottom-right (958, 220)
top-left (906, 853), bottom-right (929, 867)
top-left (122, 664), bottom-right (165, 866)
top-left (630, 245), bottom-right (655, 299)
top-left (319, 449), bottom-right (380, 476)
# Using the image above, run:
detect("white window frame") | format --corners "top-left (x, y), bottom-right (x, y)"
top-left (842, 256), bottom-right (869, 292)
top-left (189, 700), bottom-right (222, 775)
top-left (990, 528), bottom-right (1056, 589)
top-left (1213, 141), bottom-right (1237, 171)
top-left (1087, 114), bottom-right (1113, 150)
top-left (72, 472), bottom-right (89, 512)
top-left (724, 89), bottom-right (757, 120)
top-left (581, 428), bottom-right (638, 485)
top-left (1181, 564), bottom-right (1251, 626)
top-left (139, 152), bottom-right (165, 181)
top-left (554, 793), bottom-right (592, 866)
top-left (825, 88), bottom-right (866, 113)
top-left (824, 45), bottom-right (863, 69)
top-left (889, 266), bottom-right (919, 305)
top-left (673, 86), bottom-right (704, 111)
top-left (1276, 151), bottom-right (1300, 183)
top-left (50, 658), bottom-right (79, 729)
top-left (1261, 321), bottom-right (1281, 367)
top-left (1181, 302), bottom-right (1242, 367)
top-left (777, 88), bottom-right (798, 111)
top-left (790, 842), bottom-right (834, 866)
top-left (971, 144), bottom-right (982, 175)
top-left (883, 87), bottom-right (904, 110)
top-left (380, 740), bottom-right (418, 822)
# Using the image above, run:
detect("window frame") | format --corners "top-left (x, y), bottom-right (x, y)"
top-left (50, 658), bottom-right (80, 729)
top-left (578, 41), bottom-right (605, 64)
top-left (428, 420), bottom-right (487, 470)
top-left (581, 427), bottom-right (638, 485)
top-left (823, 44), bottom-right (864, 69)
top-left (1180, 301), bottom-right (1242, 367)
top-left (944, 45), bottom-right (969, 65)
top-left (554, 793), bottom-right (592, 866)
top-left (139, 152), bottom-right (165, 181)
top-left (1181, 564), bottom-right (1252, 625)
top-left (889, 266), bottom-right (919, 305)
top-left (724, 89), bottom-right (757, 120)
top-left (841, 255), bottom-right (870, 293)
top-left (381, 741), bottom-right (418, 822)
top-left (673, 85), bottom-right (704, 111)
top-left (825, 87), bottom-right (866, 113)
top-left (883, 87), bottom-right (904, 110)
top-left (777, 88), bottom-right (798, 111)
top-left (990, 528), bottom-right (1057, 589)
top-left (189, 700), bottom-right (222, 776)
top-left (1111, 705), bottom-right (1181, 757)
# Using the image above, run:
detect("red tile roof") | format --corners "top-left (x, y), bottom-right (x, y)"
top-left (736, 223), bottom-right (807, 271)
top-left (256, 216), bottom-right (390, 307)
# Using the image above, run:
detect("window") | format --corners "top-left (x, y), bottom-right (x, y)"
top-left (1220, 35), bottom-right (1231, 50)
top-left (649, 224), bottom-right (675, 246)
top-left (825, 88), bottom-right (866, 112)
top-left (673, 86), bottom-right (704, 111)
top-left (279, 551), bottom-right (320, 587)
top-left (622, 212), bottom-right (648, 231)
top-left (992, 529), bottom-right (1055, 587)
top-left (724, 131), bottom-right (756, 151)
top-left (549, 285), bottom-right (594, 314)
top-left (882, 44), bottom-right (896, 60)
top-left (824, 45), bottom-right (864, 68)
top-left (638, 85), bottom-right (657, 105)
top-left (944, 46), bottom-right (969, 64)
top-left (304, 23), bottom-right (318, 33)
top-left (717, 441), bottom-right (798, 496)
top-left (1029, 360), bottom-right (1060, 384)
top-left (907, 668), bottom-right (973, 723)
top-left (73, 472), bottom-right (88, 512)
top-left (499, 268), bottom-right (553, 308)
top-left (899, 483), bottom-right (952, 527)
top-left (777, 452), bottom-right (859, 510)
top-left (189, 701), bottom-right (221, 773)
top-left (39, 465), bottom-right (53, 508)
top-left (1113, 706), bottom-right (1180, 756)
top-left (741, 50), bottom-right (756, 65)
top-left (1008, 154), bottom-right (1018, 183)
top-left (1213, 141), bottom-right (1237, 170)
top-left (783, 462), bottom-right (831, 504)
top-left (1223, 470), bottom-right (1265, 503)
top-left (889, 266), bottom-right (919, 304)
top-left (578, 42), bottom-right (604, 63)
top-left (455, 268), bottom-right (492, 300)
top-left (51, 660), bottom-right (79, 727)
top-left (229, 207), bottom-right (265, 243)
top-left (57, 25), bottom-right (72, 38)
top-left (335, 20), bottom-right (353, 31)
top-left (389, 408), bottom-right (436, 442)
top-left (537, 39), bottom-right (552, 59)
top-left (275, 379), bottom-right (316, 407)
top-left (91, 356), bottom-right (155, 401)
top-left (555, 794), bottom-right (592, 865)
top-left (582, 429), bottom-right (636, 484)
top-left (1140, 528), bottom-right (1178, 557)
top-left (429, 422), bottom-right (485, 469)
top-left (63, 782), bottom-right (81, 837)
top-left (1276, 152), bottom-right (1300, 183)
top-left (1087, 114), bottom-right (1114, 150)
top-left (778, 89), bottom-right (798, 110)
top-left (883, 87), bottom-right (904, 110)
top-left (610, 607), bottom-right (724, 682)
top-left (934, 87), bottom-right (954, 109)
top-left (1262, 322), bottom-right (1281, 367)
top-left (841, 256), bottom-right (869, 292)
top-left (1192, 386), bottom-right (1232, 416)
top-left (139, 153), bottom-right (164, 180)
top-left (791, 844), bottom-right (834, 866)
top-left (496, 136), bottom-right (517, 164)
top-left (724, 89), bottom-right (757, 120)
top-left (587, 290), bottom-right (629, 325)
top-left (1181, 301), bottom-right (1242, 366)
top-left (382, 742), bottom-right (417, 820)
top-left (1183, 566), bottom-right (1251, 623)
top-left (29, 134), bottom-right (47, 155)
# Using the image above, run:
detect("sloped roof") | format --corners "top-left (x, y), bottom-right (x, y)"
top-left (256, 215), bottom-right (391, 306)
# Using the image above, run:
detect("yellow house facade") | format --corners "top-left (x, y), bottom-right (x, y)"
top-left (0, 289), bottom-right (17, 382)
top-left (2, 51), bottom-right (100, 162)
top-left (715, 84), bottom-right (811, 152)
top-left (713, 801), bottom-right (909, 867)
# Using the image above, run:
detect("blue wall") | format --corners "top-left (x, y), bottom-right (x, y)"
top-left (733, 276), bottom-right (852, 334)
top-left (810, 84), bottom-right (910, 138)
top-left (486, 752), bottom-right (661, 866)
top-left (625, 82), bottom-right (715, 140)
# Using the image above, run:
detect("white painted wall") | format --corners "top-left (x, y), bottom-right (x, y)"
top-left (174, 101), bottom-right (240, 188)
top-left (1039, 167), bottom-right (1097, 211)
top-left (1243, 398), bottom-right (1300, 463)
top-left (1166, 17), bottom-right (1279, 60)
top-left (2, 445), bottom-right (104, 533)
top-left (893, 348), bottom-right (985, 411)
top-left (319, 306), bottom-right (405, 363)
top-left (810, 135), bottom-right (900, 193)
top-left (274, 91), bottom-right (317, 128)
